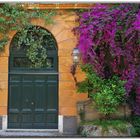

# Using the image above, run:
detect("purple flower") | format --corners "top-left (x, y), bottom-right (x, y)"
top-left (74, 3), bottom-right (140, 115)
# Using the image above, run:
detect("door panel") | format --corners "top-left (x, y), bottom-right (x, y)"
top-left (9, 85), bottom-right (21, 110)
top-left (8, 74), bottom-right (58, 129)
top-left (34, 84), bottom-right (46, 109)
top-left (47, 83), bottom-right (58, 109)
top-left (21, 85), bottom-right (33, 111)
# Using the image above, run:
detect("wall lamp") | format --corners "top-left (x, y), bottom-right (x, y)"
top-left (70, 47), bottom-right (80, 84)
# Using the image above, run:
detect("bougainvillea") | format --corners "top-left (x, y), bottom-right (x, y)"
top-left (74, 4), bottom-right (140, 115)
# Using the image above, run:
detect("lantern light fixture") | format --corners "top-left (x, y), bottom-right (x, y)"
top-left (72, 47), bottom-right (80, 64)
top-left (70, 47), bottom-right (80, 83)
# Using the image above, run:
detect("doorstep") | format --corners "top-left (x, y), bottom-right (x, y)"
top-left (0, 130), bottom-right (81, 138)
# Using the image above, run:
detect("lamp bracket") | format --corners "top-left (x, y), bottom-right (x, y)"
top-left (70, 64), bottom-right (78, 85)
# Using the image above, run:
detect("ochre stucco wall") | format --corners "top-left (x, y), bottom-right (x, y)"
top-left (0, 10), bottom-right (88, 116)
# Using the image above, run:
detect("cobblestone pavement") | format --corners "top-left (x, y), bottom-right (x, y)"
top-left (0, 131), bottom-right (81, 138)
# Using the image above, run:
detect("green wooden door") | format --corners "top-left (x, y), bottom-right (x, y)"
top-left (8, 26), bottom-right (58, 129)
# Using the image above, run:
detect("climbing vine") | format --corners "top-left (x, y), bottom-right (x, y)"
top-left (74, 4), bottom-right (140, 115)
top-left (0, 3), bottom-right (56, 67)
top-left (11, 26), bottom-right (56, 68)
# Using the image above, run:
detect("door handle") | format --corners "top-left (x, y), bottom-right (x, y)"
top-left (31, 102), bottom-right (34, 105)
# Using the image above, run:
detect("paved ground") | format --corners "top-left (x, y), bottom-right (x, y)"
top-left (0, 131), bottom-right (81, 138)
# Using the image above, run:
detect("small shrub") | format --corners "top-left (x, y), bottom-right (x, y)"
top-left (77, 64), bottom-right (126, 117)
top-left (131, 115), bottom-right (140, 137)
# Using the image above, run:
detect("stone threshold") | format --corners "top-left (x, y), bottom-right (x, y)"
top-left (0, 131), bottom-right (81, 138)
top-left (6, 129), bottom-right (59, 132)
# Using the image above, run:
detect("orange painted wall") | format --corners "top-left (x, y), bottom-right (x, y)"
top-left (0, 10), bottom-right (88, 116)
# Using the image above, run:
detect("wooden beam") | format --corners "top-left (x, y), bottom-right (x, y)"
top-left (22, 3), bottom-right (94, 9)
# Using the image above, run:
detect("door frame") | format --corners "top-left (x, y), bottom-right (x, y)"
top-left (6, 26), bottom-right (61, 131)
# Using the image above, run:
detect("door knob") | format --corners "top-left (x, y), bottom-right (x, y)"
top-left (31, 102), bottom-right (34, 105)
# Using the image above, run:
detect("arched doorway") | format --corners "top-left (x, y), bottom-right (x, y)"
top-left (8, 26), bottom-right (58, 129)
